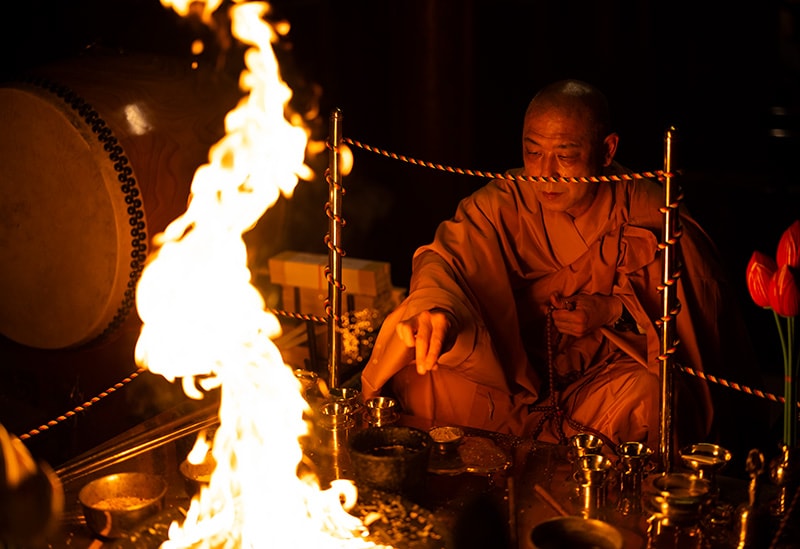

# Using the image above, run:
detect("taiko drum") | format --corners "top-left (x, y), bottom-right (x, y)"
top-left (0, 52), bottom-right (241, 349)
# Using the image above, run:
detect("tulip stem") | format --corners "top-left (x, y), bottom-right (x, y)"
top-left (774, 311), bottom-right (788, 368)
top-left (790, 315), bottom-right (797, 448)
top-left (775, 311), bottom-right (797, 448)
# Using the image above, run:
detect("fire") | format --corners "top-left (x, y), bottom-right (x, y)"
top-left (134, 1), bottom-right (387, 547)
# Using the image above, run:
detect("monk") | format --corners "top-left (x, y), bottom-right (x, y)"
top-left (361, 79), bottom-right (748, 452)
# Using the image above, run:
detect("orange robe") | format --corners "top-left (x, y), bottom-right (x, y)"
top-left (362, 165), bottom-right (746, 450)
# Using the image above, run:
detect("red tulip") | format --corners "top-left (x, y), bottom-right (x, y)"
top-left (777, 220), bottom-right (800, 269)
top-left (747, 251), bottom-right (777, 308)
top-left (768, 264), bottom-right (800, 317)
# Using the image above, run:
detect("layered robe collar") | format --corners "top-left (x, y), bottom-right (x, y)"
top-left (541, 181), bottom-right (614, 268)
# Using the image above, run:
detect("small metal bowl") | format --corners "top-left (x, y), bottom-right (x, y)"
top-left (429, 426), bottom-right (464, 454)
top-left (179, 452), bottom-right (216, 498)
top-left (568, 433), bottom-right (604, 461)
top-left (364, 396), bottom-right (400, 427)
top-left (329, 387), bottom-right (362, 410)
top-left (645, 472), bottom-right (712, 520)
top-left (78, 472), bottom-right (167, 539)
top-left (679, 443), bottom-right (732, 477)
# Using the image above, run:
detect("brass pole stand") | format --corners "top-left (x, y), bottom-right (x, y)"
top-left (659, 127), bottom-right (679, 473)
top-left (326, 109), bottom-right (344, 389)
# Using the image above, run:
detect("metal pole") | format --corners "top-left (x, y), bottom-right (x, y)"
top-left (327, 108), bottom-right (344, 389)
top-left (659, 127), bottom-right (678, 473)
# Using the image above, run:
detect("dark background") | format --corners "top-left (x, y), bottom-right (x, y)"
top-left (3, 0), bottom-right (798, 274)
top-left (1, 0), bottom-right (799, 470)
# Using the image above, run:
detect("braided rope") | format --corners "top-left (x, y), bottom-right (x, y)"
top-left (14, 136), bottom-right (781, 445)
top-left (346, 135), bottom-right (800, 444)
top-left (16, 308), bottom-right (326, 441)
top-left (268, 308), bottom-right (327, 324)
top-left (344, 137), bottom-right (673, 183)
top-left (679, 364), bottom-right (800, 408)
top-left (13, 321), bottom-right (785, 451)
top-left (18, 368), bottom-right (147, 441)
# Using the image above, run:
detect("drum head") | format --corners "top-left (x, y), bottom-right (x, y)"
top-left (0, 86), bottom-right (139, 349)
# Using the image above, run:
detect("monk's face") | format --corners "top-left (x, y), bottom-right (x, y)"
top-left (522, 104), bottom-right (617, 217)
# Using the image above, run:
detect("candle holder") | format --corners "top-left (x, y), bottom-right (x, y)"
top-left (679, 443), bottom-right (731, 497)
top-left (616, 441), bottom-right (654, 516)
top-left (329, 387), bottom-right (362, 411)
top-left (313, 401), bottom-right (356, 483)
top-left (363, 396), bottom-right (400, 427)
top-left (644, 473), bottom-right (712, 549)
top-left (294, 369), bottom-right (323, 407)
top-left (568, 433), bottom-right (604, 461)
top-left (574, 453), bottom-right (613, 520)
top-left (769, 442), bottom-right (800, 517)
top-left (733, 449), bottom-right (767, 549)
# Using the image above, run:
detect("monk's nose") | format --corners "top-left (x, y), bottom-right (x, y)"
top-left (541, 155), bottom-right (560, 178)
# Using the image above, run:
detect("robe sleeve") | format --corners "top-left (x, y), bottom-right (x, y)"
top-left (361, 181), bottom-right (530, 399)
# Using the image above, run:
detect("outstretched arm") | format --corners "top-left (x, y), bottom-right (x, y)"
top-left (395, 308), bottom-right (457, 374)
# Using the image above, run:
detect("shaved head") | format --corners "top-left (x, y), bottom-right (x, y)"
top-left (521, 79), bottom-right (620, 216)
top-left (525, 79), bottom-right (612, 143)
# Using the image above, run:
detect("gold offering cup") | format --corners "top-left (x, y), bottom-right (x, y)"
top-left (429, 425), bottom-right (465, 455)
top-left (78, 472), bottom-right (167, 539)
top-left (574, 453), bottom-right (613, 519)
top-left (329, 387), bottom-right (361, 409)
top-left (364, 396), bottom-right (400, 427)
top-left (568, 433), bottom-right (604, 462)
top-left (679, 443), bottom-right (731, 494)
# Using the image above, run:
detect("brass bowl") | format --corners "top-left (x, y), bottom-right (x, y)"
top-left (349, 426), bottom-right (432, 502)
top-left (329, 387), bottom-right (362, 409)
top-left (78, 472), bottom-right (167, 539)
top-left (364, 396), bottom-right (400, 427)
top-left (679, 443), bottom-right (731, 477)
top-left (568, 433), bottom-right (604, 461)
top-left (645, 472), bottom-right (712, 521)
top-left (429, 426), bottom-right (464, 454)
top-left (179, 452), bottom-right (216, 498)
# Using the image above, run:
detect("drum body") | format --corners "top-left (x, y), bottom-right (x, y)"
top-left (0, 52), bottom-right (241, 349)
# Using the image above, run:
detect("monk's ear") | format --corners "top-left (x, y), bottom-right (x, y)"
top-left (601, 133), bottom-right (619, 167)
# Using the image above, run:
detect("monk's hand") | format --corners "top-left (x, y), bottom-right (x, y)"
top-left (549, 293), bottom-right (623, 338)
top-left (395, 308), bottom-right (455, 375)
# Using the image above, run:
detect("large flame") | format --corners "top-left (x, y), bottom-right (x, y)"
top-left (134, 1), bottom-right (386, 547)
